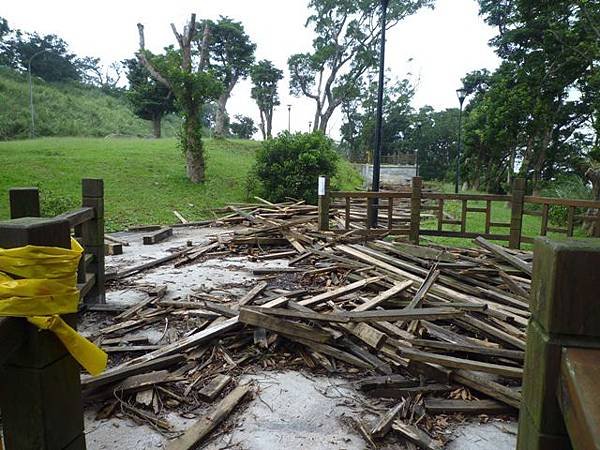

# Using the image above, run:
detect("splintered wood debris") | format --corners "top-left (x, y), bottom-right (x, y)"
top-left (87, 199), bottom-right (528, 448)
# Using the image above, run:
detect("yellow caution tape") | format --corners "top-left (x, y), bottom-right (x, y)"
top-left (0, 239), bottom-right (107, 376)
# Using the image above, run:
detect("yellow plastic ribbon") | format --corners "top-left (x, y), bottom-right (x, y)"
top-left (0, 239), bottom-right (107, 376)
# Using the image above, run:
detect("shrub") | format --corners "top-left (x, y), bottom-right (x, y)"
top-left (539, 174), bottom-right (592, 225)
top-left (252, 131), bottom-right (339, 204)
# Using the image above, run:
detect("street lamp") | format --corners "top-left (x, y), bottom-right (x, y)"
top-left (287, 104), bottom-right (292, 132)
top-left (28, 49), bottom-right (50, 139)
top-left (455, 87), bottom-right (467, 193)
top-left (369, 0), bottom-right (390, 228)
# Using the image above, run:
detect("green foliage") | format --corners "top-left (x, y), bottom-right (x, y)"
top-left (123, 58), bottom-right (176, 136)
top-left (0, 67), bottom-right (179, 140)
top-left (229, 114), bottom-right (256, 139)
top-left (252, 132), bottom-right (339, 204)
top-left (250, 60), bottom-right (283, 139)
top-left (539, 174), bottom-right (592, 226)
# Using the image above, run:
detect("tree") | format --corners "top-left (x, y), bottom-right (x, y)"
top-left (0, 16), bottom-right (11, 66)
top-left (205, 17), bottom-right (256, 137)
top-left (229, 114), bottom-right (257, 139)
top-left (79, 57), bottom-right (124, 91)
top-left (250, 60), bottom-right (283, 140)
top-left (5, 31), bottom-right (80, 82)
top-left (340, 73), bottom-right (415, 162)
top-left (288, 0), bottom-right (432, 133)
top-left (123, 58), bottom-right (177, 138)
top-left (137, 14), bottom-right (222, 183)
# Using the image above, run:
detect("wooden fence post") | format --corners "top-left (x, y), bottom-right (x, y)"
top-left (9, 187), bottom-right (40, 219)
top-left (509, 178), bottom-right (526, 249)
top-left (409, 177), bottom-right (422, 245)
top-left (517, 238), bottom-right (600, 450)
top-left (81, 179), bottom-right (105, 304)
top-left (0, 217), bottom-right (86, 450)
top-left (318, 176), bottom-right (330, 232)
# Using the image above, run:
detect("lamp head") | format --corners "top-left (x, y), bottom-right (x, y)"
top-left (456, 87), bottom-right (467, 105)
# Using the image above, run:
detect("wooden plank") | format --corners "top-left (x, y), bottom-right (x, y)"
top-left (298, 276), bottom-right (382, 307)
top-left (541, 203), bottom-right (549, 235)
top-left (173, 210), bottom-right (188, 224)
top-left (424, 399), bottom-right (512, 415)
top-left (353, 280), bottom-right (412, 312)
top-left (167, 385), bottom-right (251, 450)
top-left (253, 306), bottom-right (350, 323)
top-left (238, 281), bottom-right (268, 306)
top-left (238, 308), bottom-right (332, 343)
top-left (391, 421), bottom-right (441, 450)
top-left (485, 200), bottom-right (491, 234)
top-left (411, 339), bottom-right (524, 361)
top-left (197, 374), bottom-right (232, 402)
top-left (397, 347), bottom-right (523, 379)
top-left (343, 307), bottom-right (464, 323)
top-left (474, 236), bottom-right (532, 275)
top-left (371, 401), bottom-right (406, 438)
top-left (437, 199), bottom-right (444, 231)
top-left (114, 286), bottom-right (167, 321)
top-left (338, 322), bottom-right (387, 350)
top-left (143, 227), bottom-right (173, 245)
top-left (461, 199), bottom-right (468, 233)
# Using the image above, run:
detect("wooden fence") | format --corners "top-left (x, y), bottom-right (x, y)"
top-left (319, 176), bottom-right (600, 249)
top-left (0, 178), bottom-right (105, 449)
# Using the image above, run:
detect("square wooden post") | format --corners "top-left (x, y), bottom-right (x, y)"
top-left (318, 176), bottom-right (330, 232)
top-left (509, 178), bottom-right (526, 249)
top-left (0, 218), bottom-right (86, 450)
top-left (517, 238), bottom-right (600, 450)
top-left (409, 177), bottom-right (422, 245)
top-left (81, 179), bottom-right (105, 304)
top-left (9, 187), bottom-right (40, 219)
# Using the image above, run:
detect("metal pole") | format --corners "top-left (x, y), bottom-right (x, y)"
top-left (308, 121), bottom-right (312, 133)
top-left (455, 102), bottom-right (463, 194)
top-left (287, 105), bottom-right (291, 132)
top-left (370, 0), bottom-right (389, 228)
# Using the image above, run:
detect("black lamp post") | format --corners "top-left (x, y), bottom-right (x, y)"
top-left (369, 0), bottom-right (390, 228)
top-left (455, 87), bottom-right (467, 194)
top-left (287, 104), bottom-right (292, 132)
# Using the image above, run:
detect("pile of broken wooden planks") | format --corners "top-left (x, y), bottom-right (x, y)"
top-left (90, 199), bottom-right (530, 448)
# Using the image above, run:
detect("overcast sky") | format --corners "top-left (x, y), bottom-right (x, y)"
top-left (2, 0), bottom-right (500, 138)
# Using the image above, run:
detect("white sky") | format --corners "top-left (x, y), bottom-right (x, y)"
top-left (2, 0), bottom-right (500, 139)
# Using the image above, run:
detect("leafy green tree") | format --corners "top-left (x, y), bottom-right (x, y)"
top-left (205, 17), bottom-right (256, 137)
top-left (5, 31), bottom-right (80, 82)
top-left (288, 0), bottom-right (433, 133)
top-left (340, 74), bottom-right (415, 162)
top-left (250, 60), bottom-right (283, 140)
top-left (0, 16), bottom-right (11, 66)
top-left (79, 57), bottom-right (124, 92)
top-left (137, 14), bottom-right (222, 183)
top-left (229, 114), bottom-right (257, 139)
top-left (252, 131), bottom-right (339, 203)
top-left (123, 58), bottom-right (176, 138)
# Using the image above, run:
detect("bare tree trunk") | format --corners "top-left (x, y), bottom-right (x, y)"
top-left (152, 112), bottom-right (162, 138)
top-left (214, 93), bottom-right (229, 138)
top-left (266, 106), bottom-right (273, 139)
top-left (258, 109), bottom-right (266, 140)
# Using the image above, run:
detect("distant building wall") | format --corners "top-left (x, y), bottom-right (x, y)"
top-left (353, 164), bottom-right (417, 189)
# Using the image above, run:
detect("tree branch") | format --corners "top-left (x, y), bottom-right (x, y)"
top-left (136, 23), bottom-right (172, 90)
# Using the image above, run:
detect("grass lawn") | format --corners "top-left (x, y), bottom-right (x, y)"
top-left (420, 182), bottom-right (589, 249)
top-left (0, 137), bottom-right (362, 232)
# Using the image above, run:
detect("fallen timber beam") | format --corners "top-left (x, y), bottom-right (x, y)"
top-left (474, 236), bottom-right (532, 275)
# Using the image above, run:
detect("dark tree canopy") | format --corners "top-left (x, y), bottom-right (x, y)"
top-left (229, 114), bottom-right (257, 139)
top-left (124, 58), bottom-right (177, 138)
top-left (5, 31), bottom-right (80, 82)
top-left (205, 16), bottom-right (255, 137)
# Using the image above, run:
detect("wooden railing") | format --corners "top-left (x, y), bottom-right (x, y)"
top-left (0, 178), bottom-right (106, 449)
top-left (7, 179), bottom-right (106, 304)
top-left (319, 176), bottom-right (600, 249)
top-left (517, 239), bottom-right (600, 450)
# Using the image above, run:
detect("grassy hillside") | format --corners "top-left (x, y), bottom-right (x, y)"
top-left (0, 137), bottom-right (362, 231)
top-left (0, 67), bottom-right (180, 140)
